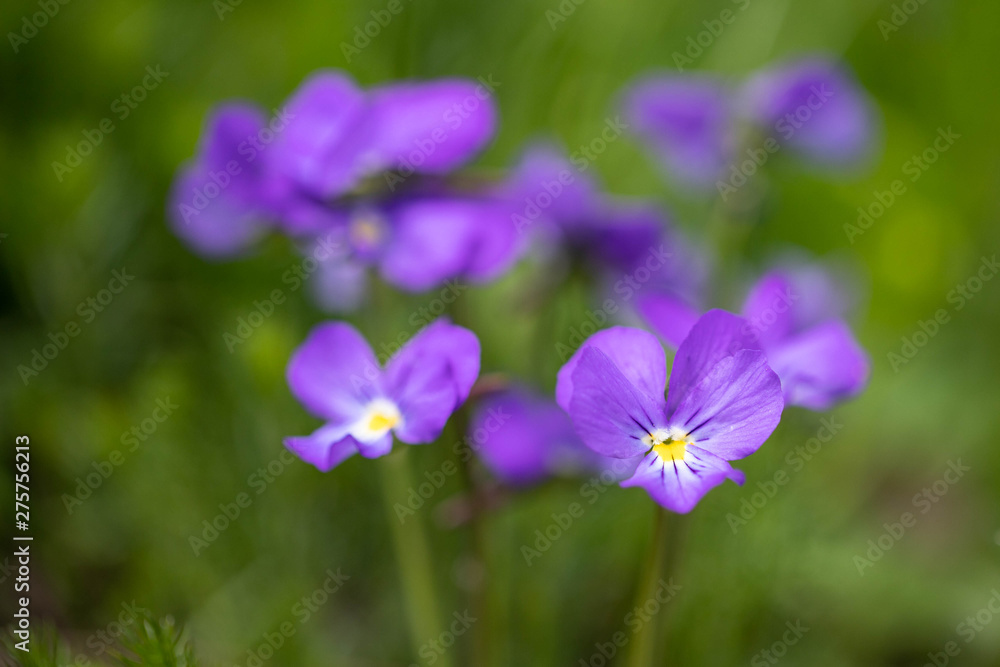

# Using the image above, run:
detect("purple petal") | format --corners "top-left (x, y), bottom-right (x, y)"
top-left (384, 319), bottom-right (481, 444)
top-left (378, 197), bottom-right (520, 291)
top-left (284, 424), bottom-right (358, 472)
top-left (311, 257), bottom-right (369, 313)
top-left (355, 432), bottom-right (395, 459)
top-left (566, 347), bottom-right (666, 459)
top-left (286, 322), bottom-right (382, 422)
top-left (472, 389), bottom-right (612, 486)
top-left (556, 326), bottom-right (667, 413)
top-left (503, 144), bottom-right (600, 225)
top-left (740, 57), bottom-right (876, 166)
top-left (367, 79), bottom-right (496, 174)
top-left (741, 272), bottom-right (797, 347)
top-left (270, 70), bottom-right (370, 198)
top-left (572, 202), bottom-right (664, 272)
top-left (667, 349), bottom-right (783, 461)
top-left (620, 445), bottom-right (743, 513)
top-left (167, 165), bottom-right (269, 257)
top-left (637, 292), bottom-right (702, 349)
top-left (621, 75), bottom-right (734, 188)
top-left (665, 309), bottom-right (761, 416)
top-left (766, 320), bottom-right (869, 410)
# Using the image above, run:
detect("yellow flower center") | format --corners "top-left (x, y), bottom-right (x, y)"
top-left (642, 428), bottom-right (690, 463)
top-left (367, 411), bottom-right (400, 432)
top-left (350, 215), bottom-right (385, 248)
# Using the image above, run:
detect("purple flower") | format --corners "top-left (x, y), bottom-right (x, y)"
top-left (556, 311), bottom-right (783, 512)
top-left (469, 387), bottom-right (618, 486)
top-left (740, 269), bottom-right (868, 410)
top-left (310, 193), bottom-right (523, 311)
top-left (619, 56), bottom-right (877, 190)
top-left (639, 266), bottom-right (869, 410)
top-left (168, 70), bottom-right (498, 257)
top-left (619, 75), bottom-right (735, 189)
top-left (167, 104), bottom-right (287, 257)
top-left (503, 144), bottom-right (704, 302)
top-left (284, 318), bottom-right (480, 471)
top-left (739, 57), bottom-right (876, 167)
top-left (269, 71), bottom-right (497, 200)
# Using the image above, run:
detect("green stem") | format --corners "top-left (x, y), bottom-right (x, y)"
top-left (380, 447), bottom-right (453, 667)
top-left (627, 508), bottom-right (672, 667)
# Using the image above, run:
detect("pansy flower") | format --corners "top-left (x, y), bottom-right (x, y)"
top-left (285, 318), bottom-right (480, 470)
top-left (620, 55), bottom-right (877, 190)
top-left (556, 311), bottom-right (783, 512)
top-left (168, 70), bottom-right (498, 256)
top-left (470, 386), bottom-right (619, 486)
top-left (638, 265), bottom-right (869, 410)
top-left (503, 144), bottom-right (705, 306)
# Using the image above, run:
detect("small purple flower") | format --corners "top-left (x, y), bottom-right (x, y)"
top-left (310, 193), bottom-right (523, 311)
top-left (739, 57), bottom-right (876, 167)
top-left (619, 75), bottom-right (735, 189)
top-left (619, 56), bottom-right (877, 190)
top-left (269, 71), bottom-right (497, 200)
top-left (168, 70), bottom-right (498, 257)
top-left (639, 265), bottom-right (869, 411)
top-left (503, 144), bottom-right (704, 303)
top-left (470, 387), bottom-right (618, 486)
top-left (284, 318), bottom-right (480, 471)
top-left (556, 311), bottom-right (783, 512)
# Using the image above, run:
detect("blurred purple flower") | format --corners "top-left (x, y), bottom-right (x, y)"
top-left (619, 56), bottom-right (877, 190)
top-left (639, 264), bottom-right (869, 411)
top-left (469, 387), bottom-right (618, 486)
top-left (284, 318), bottom-right (480, 471)
top-left (168, 70), bottom-right (498, 257)
top-left (503, 144), bottom-right (705, 304)
top-left (557, 311), bottom-right (784, 513)
top-left (619, 75), bottom-right (735, 189)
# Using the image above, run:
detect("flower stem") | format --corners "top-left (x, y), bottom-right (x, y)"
top-left (627, 508), bottom-right (675, 667)
top-left (380, 447), bottom-right (453, 667)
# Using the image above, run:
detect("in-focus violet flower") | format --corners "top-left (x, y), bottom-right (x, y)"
top-left (503, 144), bottom-right (705, 306)
top-left (638, 265), bottom-right (869, 410)
top-left (619, 56), bottom-right (877, 190)
top-left (284, 318), bottom-right (480, 471)
top-left (469, 387), bottom-right (619, 486)
top-left (556, 311), bottom-right (784, 512)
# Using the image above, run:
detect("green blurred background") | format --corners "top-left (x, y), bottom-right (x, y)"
top-left (2, 0), bottom-right (1000, 664)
